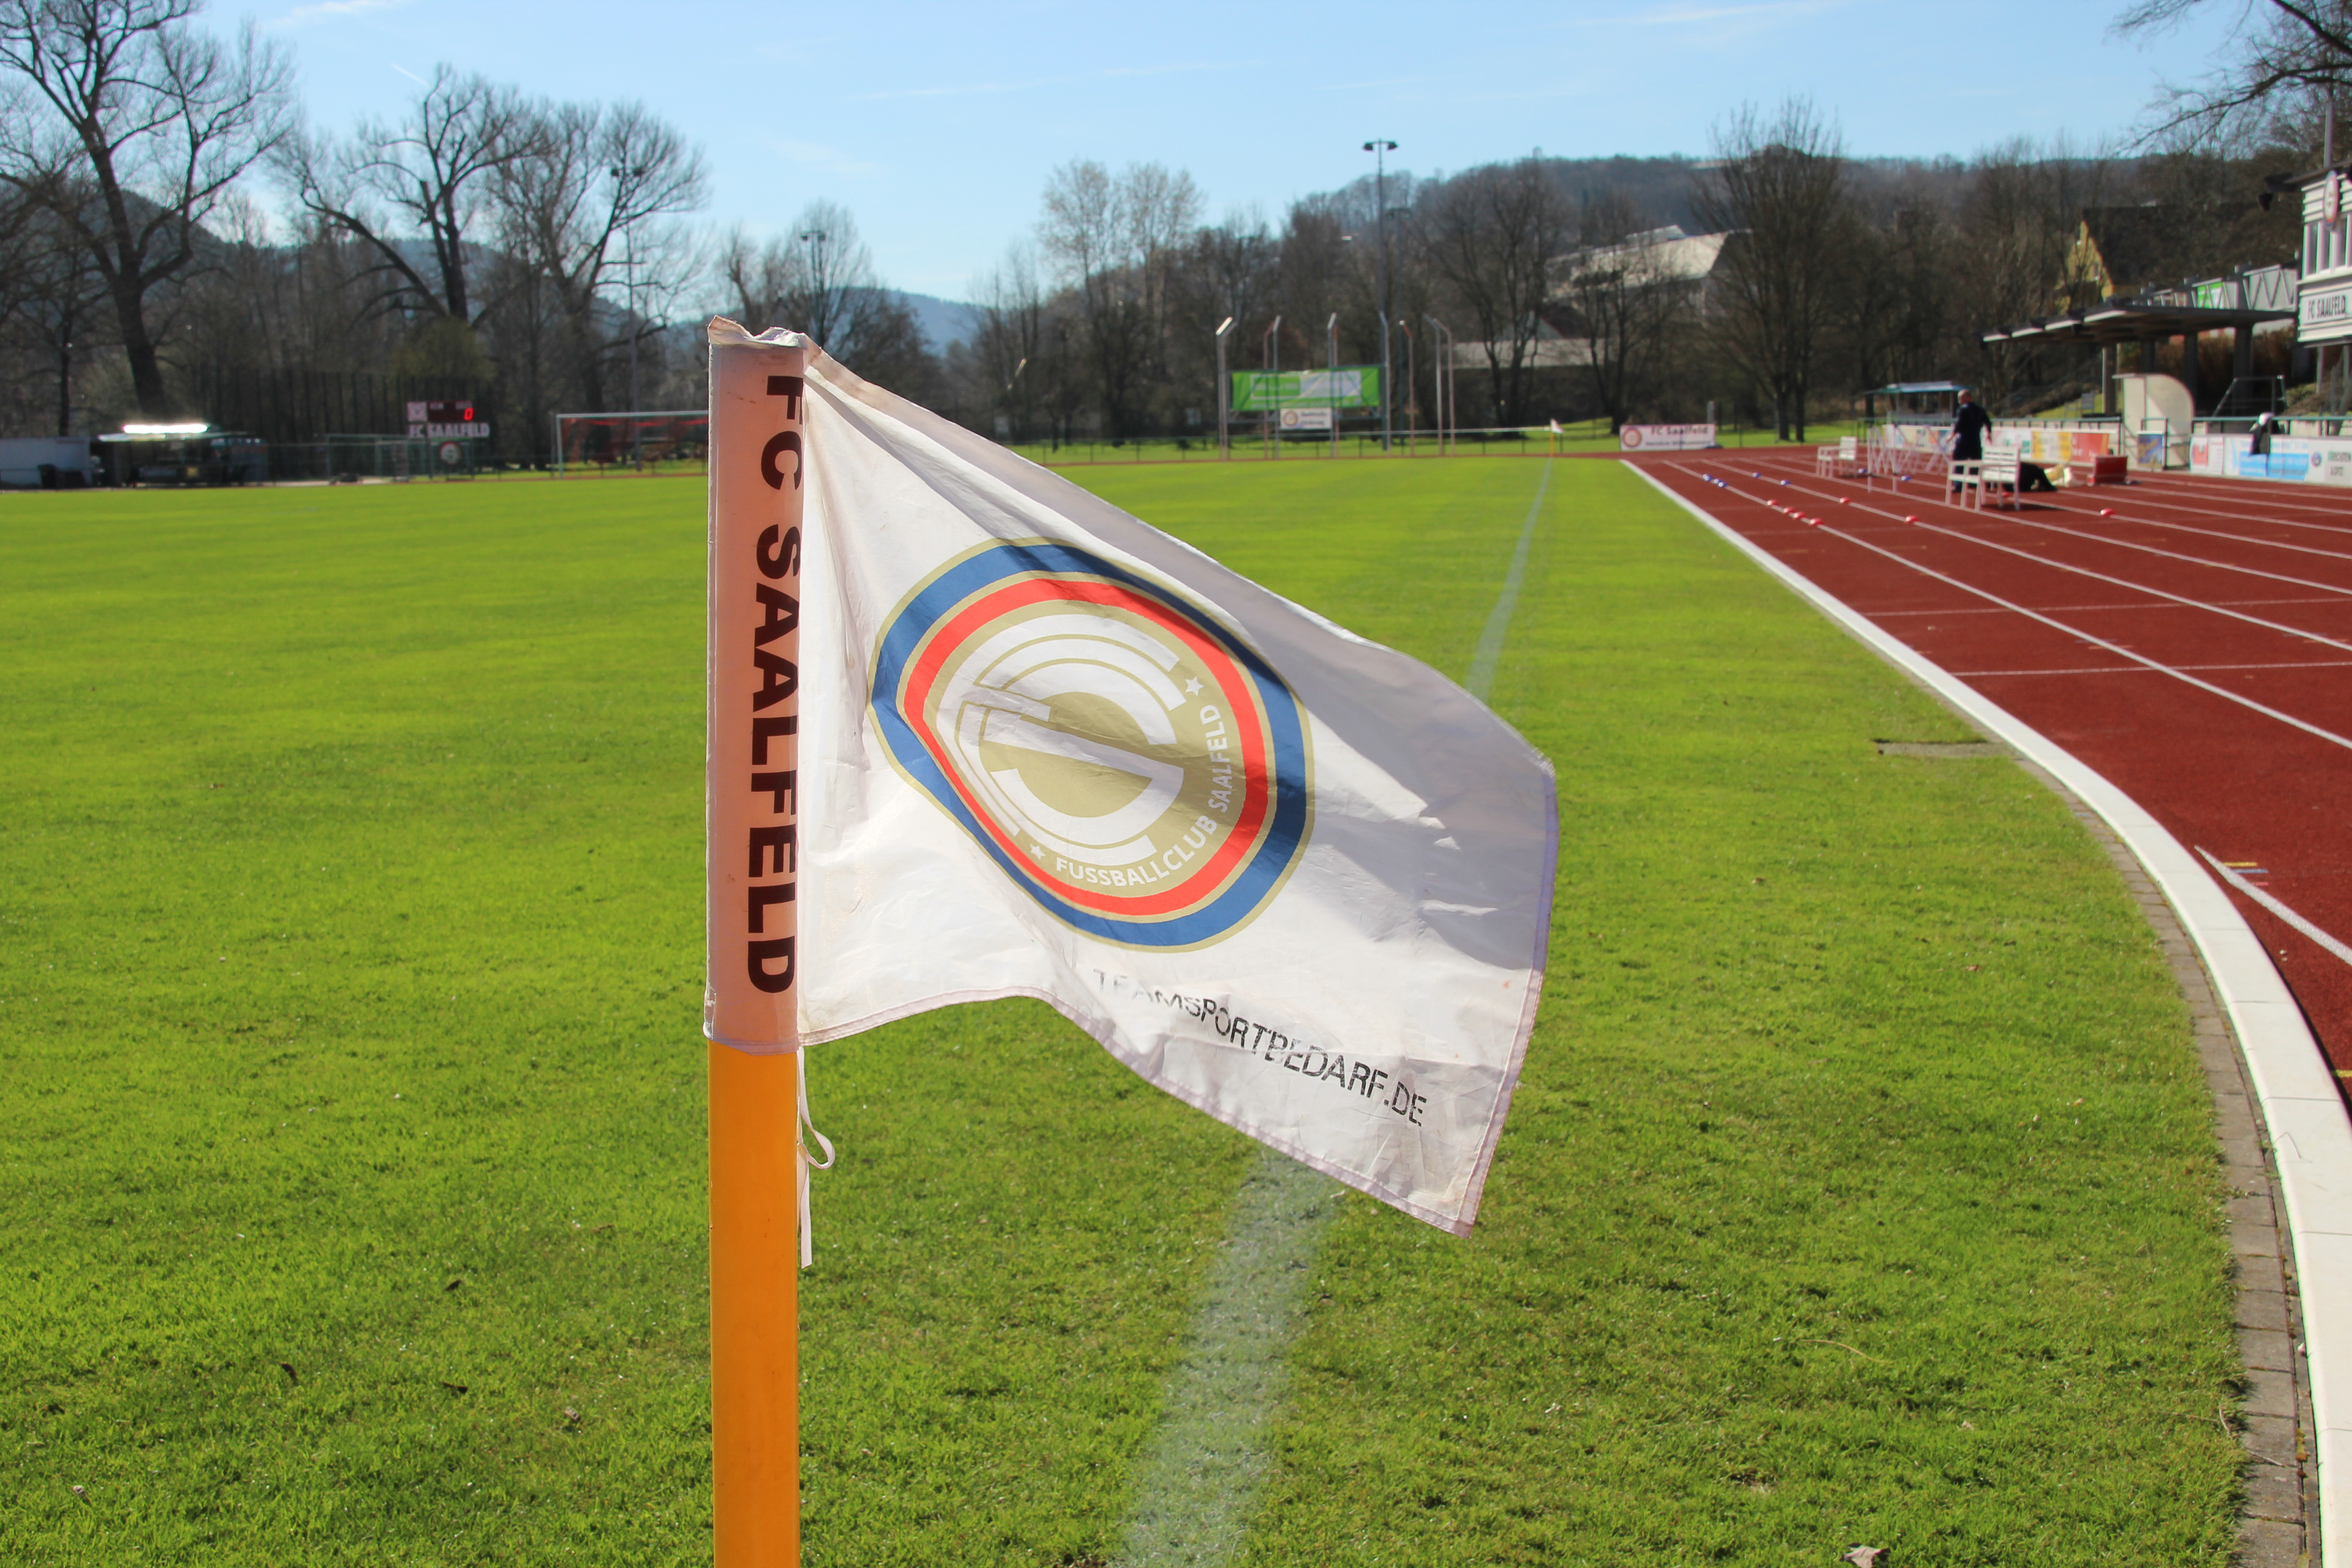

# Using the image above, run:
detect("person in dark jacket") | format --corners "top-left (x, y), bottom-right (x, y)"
top-left (1951, 389), bottom-right (1993, 460)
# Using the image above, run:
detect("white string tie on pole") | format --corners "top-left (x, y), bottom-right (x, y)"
top-left (796, 1054), bottom-right (836, 1269)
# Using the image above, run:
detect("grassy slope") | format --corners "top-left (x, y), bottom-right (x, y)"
top-left (0, 459), bottom-right (2238, 1566)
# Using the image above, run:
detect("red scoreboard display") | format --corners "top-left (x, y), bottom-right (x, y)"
top-left (406, 400), bottom-right (489, 439)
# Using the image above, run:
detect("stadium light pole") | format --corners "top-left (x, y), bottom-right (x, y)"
top-left (1326, 312), bottom-right (1339, 456)
top-left (612, 162), bottom-right (648, 466)
top-left (1399, 318), bottom-right (1420, 455)
top-left (1215, 316), bottom-right (1236, 459)
top-left (1262, 314), bottom-right (1282, 459)
top-left (1363, 139), bottom-right (1397, 452)
top-left (1426, 315), bottom-right (1454, 454)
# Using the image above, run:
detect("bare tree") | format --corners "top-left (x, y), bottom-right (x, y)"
top-left (965, 243), bottom-right (1047, 440)
top-left (492, 96), bottom-right (706, 411)
top-left (1553, 198), bottom-right (1695, 432)
top-left (2118, 0), bottom-right (2352, 141)
top-left (1422, 157), bottom-right (1570, 426)
top-left (1693, 99), bottom-right (1852, 440)
top-left (282, 64), bottom-right (535, 327)
top-left (1038, 158), bottom-right (1202, 436)
top-left (717, 199), bottom-right (929, 389)
top-left (0, 0), bottom-right (292, 416)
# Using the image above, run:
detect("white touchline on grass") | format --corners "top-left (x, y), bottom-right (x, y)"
top-left (1109, 460), bottom-right (1552, 1568)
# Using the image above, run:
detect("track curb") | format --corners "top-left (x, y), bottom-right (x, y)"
top-left (1629, 459), bottom-right (2352, 1565)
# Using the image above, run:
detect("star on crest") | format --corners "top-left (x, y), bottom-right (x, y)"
top-left (1183, 676), bottom-right (1205, 695)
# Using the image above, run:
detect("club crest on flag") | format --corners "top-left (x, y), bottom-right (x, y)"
top-left (871, 538), bottom-right (1312, 950)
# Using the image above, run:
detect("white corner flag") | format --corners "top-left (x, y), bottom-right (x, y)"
top-left (709, 320), bottom-right (1557, 1236)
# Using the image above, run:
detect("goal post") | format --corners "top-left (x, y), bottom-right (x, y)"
top-left (553, 409), bottom-right (712, 477)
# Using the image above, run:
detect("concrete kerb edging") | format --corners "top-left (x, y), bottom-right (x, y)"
top-left (1626, 459), bottom-right (2352, 1563)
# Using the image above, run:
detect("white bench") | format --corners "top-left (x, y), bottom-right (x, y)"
top-left (1815, 435), bottom-right (1859, 478)
top-left (1948, 452), bottom-right (2022, 511)
top-left (1976, 450), bottom-right (2021, 510)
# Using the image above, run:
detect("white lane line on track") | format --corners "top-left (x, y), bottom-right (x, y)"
top-left (1748, 451), bottom-right (2352, 540)
top-left (1111, 459), bottom-right (1552, 1568)
top-left (1630, 460), bottom-right (2352, 1568)
top-left (1666, 464), bottom-right (2352, 755)
top-left (1954, 660), bottom-right (2352, 677)
top-left (1738, 463), bottom-right (2352, 591)
top-left (2006, 513), bottom-right (2352, 579)
top-left (2031, 486), bottom-right (2352, 540)
top-left (2199, 851), bottom-right (2352, 970)
top-left (1898, 518), bottom-right (2352, 655)
top-left (2132, 478), bottom-right (2352, 530)
top-left (1689, 462), bottom-right (2352, 653)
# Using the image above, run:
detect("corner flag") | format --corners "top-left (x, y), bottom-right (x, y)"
top-left (709, 316), bottom-right (1556, 1233)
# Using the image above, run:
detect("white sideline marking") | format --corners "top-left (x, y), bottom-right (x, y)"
top-left (1633, 459), bottom-right (2352, 1568)
top-left (1108, 1155), bottom-right (1336, 1567)
top-left (1110, 460), bottom-right (1553, 1567)
top-left (1467, 460), bottom-right (1554, 699)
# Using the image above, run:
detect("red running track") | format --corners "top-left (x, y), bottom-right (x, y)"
top-left (1637, 451), bottom-right (2352, 1078)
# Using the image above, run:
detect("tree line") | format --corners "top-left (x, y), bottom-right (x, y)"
top-left (951, 102), bottom-right (2301, 447)
top-left (0, 1), bottom-right (2315, 456)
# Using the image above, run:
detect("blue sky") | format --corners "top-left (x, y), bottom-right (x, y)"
top-left (229, 0), bottom-right (2251, 301)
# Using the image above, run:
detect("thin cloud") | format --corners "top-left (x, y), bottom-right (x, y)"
top-left (267, 0), bottom-right (407, 29)
top-left (848, 60), bottom-right (1252, 103)
top-left (1313, 74), bottom-right (1446, 93)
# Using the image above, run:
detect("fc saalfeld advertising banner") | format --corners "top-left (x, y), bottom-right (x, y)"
top-left (706, 321), bottom-right (1555, 1235)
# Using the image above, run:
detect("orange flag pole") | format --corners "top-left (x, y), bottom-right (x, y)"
top-left (706, 321), bottom-right (809, 1566)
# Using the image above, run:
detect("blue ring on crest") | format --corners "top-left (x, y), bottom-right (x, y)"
top-left (873, 540), bottom-right (1307, 948)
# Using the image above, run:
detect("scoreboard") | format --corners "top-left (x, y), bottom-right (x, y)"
top-left (406, 400), bottom-right (489, 439)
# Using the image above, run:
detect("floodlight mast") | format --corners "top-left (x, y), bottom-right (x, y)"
top-left (1363, 139), bottom-right (1398, 452)
top-left (613, 161), bottom-right (649, 466)
top-left (1399, 318), bottom-right (1416, 455)
top-left (1426, 315), bottom-right (1455, 454)
top-left (1263, 314), bottom-right (1283, 459)
top-left (1326, 312), bottom-right (1339, 455)
top-left (1215, 316), bottom-right (1236, 458)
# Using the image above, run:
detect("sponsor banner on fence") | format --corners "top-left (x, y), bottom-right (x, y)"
top-left (1618, 424), bottom-right (1716, 451)
top-left (2189, 432), bottom-right (2352, 485)
top-left (1231, 367), bottom-right (1380, 413)
top-left (1989, 424), bottom-right (2114, 466)
top-left (1278, 406), bottom-right (1334, 432)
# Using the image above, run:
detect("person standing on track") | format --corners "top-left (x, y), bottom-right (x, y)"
top-left (1949, 388), bottom-right (1994, 495)
top-left (1951, 389), bottom-right (1992, 462)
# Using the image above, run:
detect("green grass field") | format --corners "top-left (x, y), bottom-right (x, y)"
top-left (1, 458), bottom-right (2240, 1565)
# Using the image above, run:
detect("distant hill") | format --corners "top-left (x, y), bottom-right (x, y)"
top-left (899, 291), bottom-right (980, 353)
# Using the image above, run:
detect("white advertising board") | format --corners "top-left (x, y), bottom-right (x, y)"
top-left (1618, 423), bottom-right (1716, 451)
top-left (1278, 406), bottom-right (1334, 432)
top-left (2301, 279), bottom-right (2352, 345)
top-left (2188, 432), bottom-right (2352, 486)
